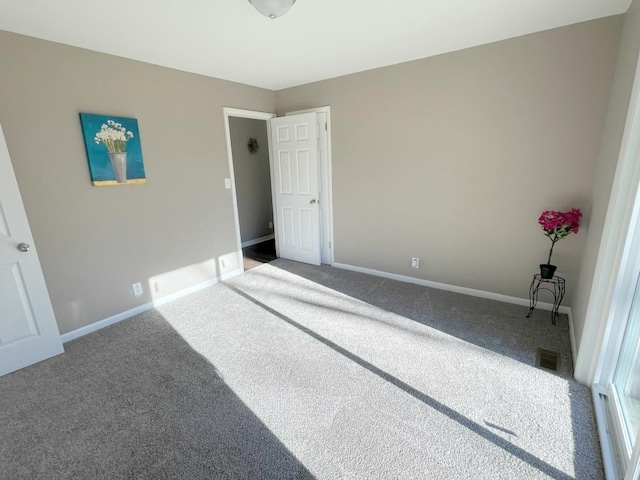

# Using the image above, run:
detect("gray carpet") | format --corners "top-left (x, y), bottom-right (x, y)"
top-left (0, 259), bottom-right (603, 479)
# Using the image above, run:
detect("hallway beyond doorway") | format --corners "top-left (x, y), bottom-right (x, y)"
top-left (243, 239), bottom-right (277, 270)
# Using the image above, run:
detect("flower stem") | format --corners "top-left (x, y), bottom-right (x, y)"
top-left (547, 239), bottom-right (558, 265)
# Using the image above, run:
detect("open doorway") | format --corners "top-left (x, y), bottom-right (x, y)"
top-left (223, 109), bottom-right (277, 271)
top-left (228, 116), bottom-right (276, 270)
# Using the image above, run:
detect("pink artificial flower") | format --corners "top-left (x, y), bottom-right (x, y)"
top-left (538, 208), bottom-right (582, 265)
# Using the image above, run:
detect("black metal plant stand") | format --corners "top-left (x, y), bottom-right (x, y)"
top-left (526, 274), bottom-right (565, 325)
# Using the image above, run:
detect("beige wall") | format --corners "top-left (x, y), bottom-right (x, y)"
top-left (277, 18), bottom-right (622, 306)
top-left (0, 16), bottom-right (626, 338)
top-left (572, 0), bottom-right (640, 381)
top-left (0, 31), bottom-right (275, 334)
top-left (229, 116), bottom-right (273, 243)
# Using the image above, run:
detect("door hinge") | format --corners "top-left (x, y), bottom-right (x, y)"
top-left (325, 122), bottom-right (327, 131)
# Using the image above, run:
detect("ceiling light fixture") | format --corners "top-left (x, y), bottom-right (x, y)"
top-left (248, 0), bottom-right (296, 19)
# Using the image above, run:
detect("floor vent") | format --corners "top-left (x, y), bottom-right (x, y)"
top-left (536, 348), bottom-right (560, 372)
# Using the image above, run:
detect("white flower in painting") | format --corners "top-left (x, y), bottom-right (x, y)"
top-left (94, 120), bottom-right (134, 153)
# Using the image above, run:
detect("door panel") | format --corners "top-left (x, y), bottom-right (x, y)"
top-left (300, 209), bottom-right (313, 250)
top-left (279, 151), bottom-right (292, 194)
top-left (0, 209), bottom-right (10, 238)
top-left (282, 207), bottom-right (295, 247)
top-left (0, 124), bottom-right (63, 376)
top-left (0, 263), bottom-right (39, 343)
top-left (297, 151), bottom-right (311, 194)
top-left (271, 113), bottom-right (321, 266)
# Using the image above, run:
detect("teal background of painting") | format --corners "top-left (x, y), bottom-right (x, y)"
top-left (79, 113), bottom-right (146, 182)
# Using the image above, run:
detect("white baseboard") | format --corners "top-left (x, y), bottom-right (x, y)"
top-left (60, 268), bottom-right (244, 344)
top-left (221, 267), bottom-right (244, 281)
top-left (332, 262), bottom-right (572, 316)
top-left (241, 234), bottom-right (274, 248)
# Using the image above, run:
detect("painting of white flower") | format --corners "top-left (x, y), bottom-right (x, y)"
top-left (80, 113), bottom-right (146, 186)
top-left (94, 120), bottom-right (134, 154)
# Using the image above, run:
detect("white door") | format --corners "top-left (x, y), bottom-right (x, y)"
top-left (270, 113), bottom-right (321, 266)
top-left (286, 108), bottom-right (334, 265)
top-left (0, 124), bottom-right (63, 377)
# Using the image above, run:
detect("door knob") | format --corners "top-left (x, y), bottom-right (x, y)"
top-left (17, 243), bottom-right (30, 252)
top-left (310, 199), bottom-right (317, 205)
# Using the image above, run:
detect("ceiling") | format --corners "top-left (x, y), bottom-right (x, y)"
top-left (0, 0), bottom-right (632, 90)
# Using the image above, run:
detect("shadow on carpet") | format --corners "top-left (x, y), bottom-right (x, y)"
top-left (264, 259), bottom-right (575, 378)
top-left (0, 312), bottom-right (313, 480)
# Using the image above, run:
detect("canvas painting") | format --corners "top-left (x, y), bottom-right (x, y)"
top-left (79, 113), bottom-right (146, 186)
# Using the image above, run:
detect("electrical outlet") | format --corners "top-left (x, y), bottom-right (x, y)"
top-left (411, 257), bottom-right (420, 269)
top-left (224, 178), bottom-right (231, 189)
top-left (132, 282), bottom-right (143, 296)
top-left (268, 221), bottom-right (273, 229)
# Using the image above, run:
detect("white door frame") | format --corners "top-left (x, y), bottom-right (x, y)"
top-left (222, 108), bottom-right (276, 272)
top-left (579, 49), bottom-right (640, 385)
top-left (286, 106), bottom-right (335, 265)
top-left (585, 51), bottom-right (640, 479)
